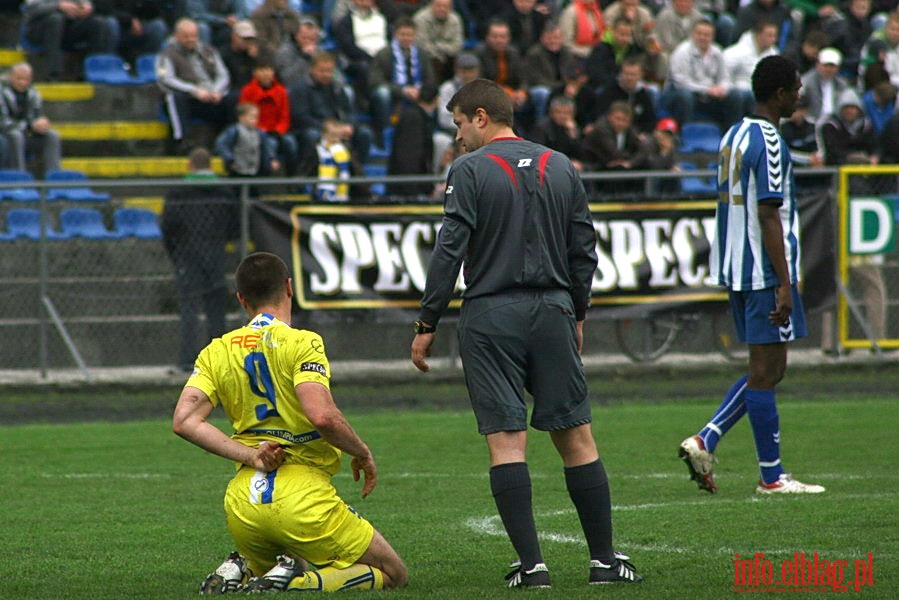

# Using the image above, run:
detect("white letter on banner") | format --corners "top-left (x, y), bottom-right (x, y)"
top-left (849, 198), bottom-right (893, 254)
top-left (336, 224), bottom-right (376, 293)
top-left (608, 220), bottom-right (643, 289)
top-left (700, 216), bottom-right (718, 286)
top-left (593, 222), bottom-right (618, 290)
top-left (402, 222), bottom-right (433, 292)
top-left (371, 223), bottom-right (410, 292)
top-left (643, 219), bottom-right (677, 287)
top-left (672, 218), bottom-right (707, 286)
top-left (309, 223), bottom-right (340, 294)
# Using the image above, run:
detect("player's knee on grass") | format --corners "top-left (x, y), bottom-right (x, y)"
top-left (359, 529), bottom-right (408, 588)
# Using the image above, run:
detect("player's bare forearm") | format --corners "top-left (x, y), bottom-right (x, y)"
top-left (296, 382), bottom-right (377, 495)
top-left (758, 204), bottom-right (793, 324)
top-left (758, 205), bottom-right (790, 286)
top-left (173, 387), bottom-right (284, 470)
top-left (318, 415), bottom-right (377, 498)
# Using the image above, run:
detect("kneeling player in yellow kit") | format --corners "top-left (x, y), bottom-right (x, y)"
top-left (173, 252), bottom-right (408, 593)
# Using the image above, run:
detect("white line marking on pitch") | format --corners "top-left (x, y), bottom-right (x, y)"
top-left (464, 492), bottom-right (896, 557)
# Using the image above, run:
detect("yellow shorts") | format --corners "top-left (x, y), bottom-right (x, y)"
top-left (224, 464), bottom-right (374, 577)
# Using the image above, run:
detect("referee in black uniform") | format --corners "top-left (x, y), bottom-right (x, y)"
top-left (410, 79), bottom-right (643, 588)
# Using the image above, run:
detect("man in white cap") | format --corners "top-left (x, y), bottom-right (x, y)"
top-left (799, 47), bottom-right (850, 121)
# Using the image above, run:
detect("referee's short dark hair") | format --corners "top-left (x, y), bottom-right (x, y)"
top-left (752, 55), bottom-right (799, 103)
top-left (236, 252), bottom-right (290, 308)
top-left (446, 78), bottom-right (514, 127)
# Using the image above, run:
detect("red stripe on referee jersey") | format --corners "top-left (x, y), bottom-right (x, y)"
top-left (485, 154), bottom-right (518, 187)
top-left (538, 150), bottom-right (552, 185)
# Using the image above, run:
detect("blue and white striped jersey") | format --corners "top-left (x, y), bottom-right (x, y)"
top-left (709, 116), bottom-right (801, 291)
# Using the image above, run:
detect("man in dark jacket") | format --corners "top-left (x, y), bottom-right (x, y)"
top-left (368, 16), bottom-right (435, 139)
top-left (289, 51), bottom-right (373, 166)
top-left (161, 147), bottom-right (238, 372)
top-left (585, 18), bottom-right (644, 93)
top-left (23, 0), bottom-right (114, 80)
top-left (273, 16), bottom-right (324, 89)
top-left (94, 0), bottom-right (169, 64)
top-left (500, 0), bottom-right (548, 55)
top-left (583, 100), bottom-right (650, 197)
top-left (594, 57), bottom-right (657, 135)
top-left (387, 83), bottom-right (439, 197)
top-left (819, 88), bottom-right (877, 166)
top-left (475, 19), bottom-right (530, 126)
top-left (528, 96), bottom-right (585, 170)
top-left (524, 22), bottom-right (578, 121)
top-left (249, 0), bottom-right (301, 50)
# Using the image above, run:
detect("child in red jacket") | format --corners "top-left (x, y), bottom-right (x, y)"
top-left (239, 62), bottom-right (299, 175)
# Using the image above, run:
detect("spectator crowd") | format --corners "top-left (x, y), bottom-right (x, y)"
top-left (4, 0), bottom-right (899, 198)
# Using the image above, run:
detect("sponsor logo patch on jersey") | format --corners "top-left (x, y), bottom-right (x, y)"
top-left (301, 362), bottom-right (327, 376)
top-left (517, 158), bottom-right (532, 167)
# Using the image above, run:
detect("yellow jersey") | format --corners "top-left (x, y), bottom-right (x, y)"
top-left (186, 313), bottom-right (341, 475)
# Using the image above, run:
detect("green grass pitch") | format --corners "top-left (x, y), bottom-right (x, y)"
top-left (1, 373), bottom-right (896, 599)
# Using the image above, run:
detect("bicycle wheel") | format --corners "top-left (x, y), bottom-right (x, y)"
top-left (615, 313), bottom-right (681, 363)
top-left (712, 309), bottom-right (749, 363)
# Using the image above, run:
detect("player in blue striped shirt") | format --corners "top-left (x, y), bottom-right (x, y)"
top-left (679, 56), bottom-right (825, 495)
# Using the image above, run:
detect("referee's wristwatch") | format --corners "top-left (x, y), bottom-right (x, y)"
top-left (413, 320), bottom-right (436, 334)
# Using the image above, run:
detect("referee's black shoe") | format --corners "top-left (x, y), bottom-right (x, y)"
top-left (505, 562), bottom-right (551, 588)
top-left (589, 558), bottom-right (644, 583)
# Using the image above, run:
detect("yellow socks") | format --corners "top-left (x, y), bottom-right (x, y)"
top-left (286, 564), bottom-right (385, 591)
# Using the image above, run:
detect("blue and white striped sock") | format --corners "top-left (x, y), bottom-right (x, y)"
top-left (699, 374), bottom-right (748, 453)
top-left (745, 388), bottom-right (784, 484)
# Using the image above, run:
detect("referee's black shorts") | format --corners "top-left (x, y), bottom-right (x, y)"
top-left (457, 288), bottom-right (592, 435)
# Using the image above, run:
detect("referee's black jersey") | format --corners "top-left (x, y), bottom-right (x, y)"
top-left (419, 137), bottom-right (599, 325)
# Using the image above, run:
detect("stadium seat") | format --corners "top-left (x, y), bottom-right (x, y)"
top-left (113, 207), bottom-right (162, 239)
top-left (134, 53), bottom-right (157, 84)
top-left (362, 164), bottom-right (387, 197)
top-left (83, 53), bottom-right (136, 85)
top-left (679, 122), bottom-right (722, 154)
top-left (0, 169), bottom-right (40, 202)
top-left (58, 207), bottom-right (121, 239)
top-left (368, 126), bottom-right (394, 160)
top-left (1, 208), bottom-right (65, 240)
top-left (18, 19), bottom-right (43, 53)
top-left (45, 169), bottom-right (111, 202)
top-left (679, 161), bottom-right (717, 195)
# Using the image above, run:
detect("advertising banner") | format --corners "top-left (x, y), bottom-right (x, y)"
top-left (252, 194), bottom-right (834, 320)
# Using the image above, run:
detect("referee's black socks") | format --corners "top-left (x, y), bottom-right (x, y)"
top-left (565, 459), bottom-right (615, 564)
top-left (490, 462), bottom-right (544, 571)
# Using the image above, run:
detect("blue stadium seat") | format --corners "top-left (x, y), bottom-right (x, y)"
top-left (58, 207), bottom-right (121, 239)
top-left (368, 126), bottom-right (394, 160)
top-left (84, 54), bottom-right (136, 85)
top-left (679, 161), bottom-right (717, 195)
top-left (1, 208), bottom-right (65, 240)
top-left (45, 169), bottom-right (111, 202)
top-left (113, 207), bottom-right (162, 239)
top-left (18, 19), bottom-right (43, 53)
top-left (678, 122), bottom-right (722, 154)
top-left (362, 164), bottom-right (387, 197)
top-left (134, 53), bottom-right (157, 84)
top-left (0, 169), bottom-right (40, 202)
